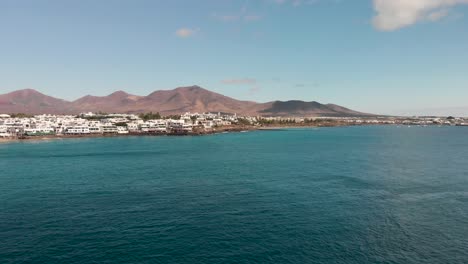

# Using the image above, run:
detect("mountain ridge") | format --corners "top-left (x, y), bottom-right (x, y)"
top-left (0, 86), bottom-right (372, 117)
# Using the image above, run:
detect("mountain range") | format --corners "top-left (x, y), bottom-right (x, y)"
top-left (0, 86), bottom-right (371, 117)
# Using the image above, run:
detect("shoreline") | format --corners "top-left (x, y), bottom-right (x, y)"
top-left (2, 123), bottom-right (455, 144)
top-left (0, 124), bottom-right (325, 143)
top-left (0, 122), bottom-right (369, 144)
top-left (0, 123), bottom-right (402, 144)
top-left (0, 125), bottom-right (259, 143)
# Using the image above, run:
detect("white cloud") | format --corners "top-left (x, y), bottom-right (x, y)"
top-left (427, 8), bottom-right (450, 21)
top-left (372, 0), bottom-right (468, 31)
top-left (212, 11), bottom-right (262, 22)
top-left (221, 78), bottom-right (257, 85)
top-left (213, 14), bottom-right (262, 22)
top-left (212, 3), bottom-right (262, 22)
top-left (175, 28), bottom-right (199, 38)
top-left (212, 14), bottom-right (240, 22)
top-left (272, 0), bottom-right (320, 6)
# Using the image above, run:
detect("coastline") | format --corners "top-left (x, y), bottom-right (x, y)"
top-left (0, 122), bottom-right (363, 144)
top-left (1, 123), bottom-right (463, 144)
top-left (0, 121), bottom-right (380, 144)
top-left (0, 124), bottom-right (326, 143)
top-left (0, 125), bottom-right (259, 143)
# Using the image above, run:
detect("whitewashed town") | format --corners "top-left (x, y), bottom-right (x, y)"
top-left (1, 112), bottom-right (467, 140)
top-left (0, 112), bottom-right (245, 139)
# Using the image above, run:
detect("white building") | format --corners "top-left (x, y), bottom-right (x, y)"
top-left (66, 126), bottom-right (90, 134)
top-left (0, 125), bottom-right (12, 137)
top-left (101, 124), bottom-right (118, 133)
top-left (24, 127), bottom-right (55, 136)
top-left (117, 126), bottom-right (129, 134)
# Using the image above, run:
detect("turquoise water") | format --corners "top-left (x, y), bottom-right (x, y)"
top-left (1, 126), bottom-right (468, 264)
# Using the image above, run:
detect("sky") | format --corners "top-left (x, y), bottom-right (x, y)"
top-left (0, 0), bottom-right (467, 115)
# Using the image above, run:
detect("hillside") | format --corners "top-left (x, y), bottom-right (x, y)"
top-left (0, 89), bottom-right (74, 114)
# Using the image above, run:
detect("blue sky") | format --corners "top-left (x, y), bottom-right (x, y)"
top-left (1, 0), bottom-right (467, 115)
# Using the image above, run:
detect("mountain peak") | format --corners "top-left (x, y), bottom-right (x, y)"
top-left (10, 88), bottom-right (42, 96)
top-left (175, 85), bottom-right (205, 92)
top-left (18, 88), bottom-right (38, 92)
top-left (147, 85), bottom-right (206, 98)
top-left (259, 100), bottom-right (369, 117)
top-left (0, 88), bottom-right (71, 114)
top-left (108, 90), bottom-right (130, 98)
top-left (109, 90), bottom-right (129, 96)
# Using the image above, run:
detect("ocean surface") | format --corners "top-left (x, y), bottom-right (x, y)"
top-left (1, 126), bottom-right (468, 264)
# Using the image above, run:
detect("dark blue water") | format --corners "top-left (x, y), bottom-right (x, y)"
top-left (1, 126), bottom-right (468, 264)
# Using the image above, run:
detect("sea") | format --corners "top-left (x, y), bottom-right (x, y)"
top-left (1, 126), bottom-right (467, 264)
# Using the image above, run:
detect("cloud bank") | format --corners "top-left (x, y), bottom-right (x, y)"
top-left (372, 0), bottom-right (468, 31)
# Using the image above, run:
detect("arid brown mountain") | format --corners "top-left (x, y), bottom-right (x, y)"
top-left (129, 86), bottom-right (260, 114)
top-left (71, 91), bottom-right (143, 113)
top-left (259, 101), bottom-right (368, 117)
top-left (0, 86), bottom-right (372, 116)
top-left (0, 89), bottom-right (74, 114)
